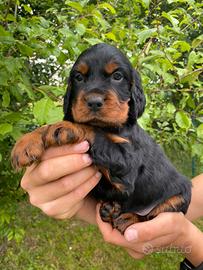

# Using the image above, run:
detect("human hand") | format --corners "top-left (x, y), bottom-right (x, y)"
top-left (96, 204), bottom-right (203, 266)
top-left (21, 141), bottom-right (101, 221)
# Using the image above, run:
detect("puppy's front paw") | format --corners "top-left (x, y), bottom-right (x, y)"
top-left (43, 122), bottom-right (80, 147)
top-left (100, 201), bottom-right (121, 223)
top-left (11, 131), bottom-right (45, 170)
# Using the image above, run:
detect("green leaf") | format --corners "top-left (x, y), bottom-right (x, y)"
top-left (84, 38), bottom-right (103, 45)
top-left (92, 10), bottom-right (109, 30)
top-left (0, 70), bottom-right (9, 86)
top-left (175, 111), bottom-right (191, 130)
top-left (105, 32), bottom-right (117, 42)
top-left (187, 51), bottom-right (203, 70)
top-left (0, 25), bottom-right (14, 43)
top-left (57, 51), bottom-right (68, 65)
top-left (66, 1), bottom-right (83, 13)
top-left (142, 0), bottom-right (151, 8)
top-left (162, 11), bottom-right (179, 30)
top-left (38, 85), bottom-right (65, 97)
top-left (180, 69), bottom-right (202, 84)
top-left (192, 143), bottom-right (203, 158)
top-left (173, 41), bottom-right (191, 52)
top-left (197, 124), bottom-right (203, 139)
top-left (98, 3), bottom-right (116, 14)
top-left (47, 107), bottom-right (64, 124)
top-left (33, 98), bottom-right (54, 125)
top-left (2, 91), bottom-right (10, 107)
top-left (166, 103), bottom-right (176, 114)
top-left (22, 4), bottom-right (33, 14)
top-left (137, 28), bottom-right (157, 44)
top-left (6, 14), bottom-right (16, 22)
top-left (75, 23), bottom-right (86, 36)
top-left (17, 82), bottom-right (35, 100)
top-left (16, 41), bottom-right (33, 56)
top-left (192, 34), bottom-right (203, 49)
top-left (0, 25), bottom-right (12, 37)
top-left (0, 123), bottom-right (13, 135)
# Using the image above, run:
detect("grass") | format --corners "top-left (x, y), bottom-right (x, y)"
top-left (1, 202), bottom-right (193, 270)
top-left (1, 152), bottom-right (202, 270)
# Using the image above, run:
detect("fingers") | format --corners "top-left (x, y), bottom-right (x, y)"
top-left (96, 205), bottom-right (188, 258)
top-left (53, 201), bottom-right (84, 220)
top-left (29, 166), bottom-right (98, 204)
top-left (38, 173), bottom-right (101, 218)
top-left (20, 141), bottom-right (101, 221)
top-left (96, 204), bottom-right (128, 246)
top-left (125, 248), bottom-right (145, 260)
top-left (41, 141), bottom-right (90, 161)
top-left (124, 212), bottom-right (185, 243)
top-left (21, 153), bottom-right (93, 190)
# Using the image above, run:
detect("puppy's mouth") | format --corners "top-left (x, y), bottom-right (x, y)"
top-left (71, 90), bottom-right (130, 127)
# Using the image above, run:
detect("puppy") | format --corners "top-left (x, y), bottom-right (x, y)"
top-left (11, 43), bottom-right (192, 233)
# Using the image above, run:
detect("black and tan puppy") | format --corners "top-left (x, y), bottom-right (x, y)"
top-left (11, 43), bottom-right (192, 233)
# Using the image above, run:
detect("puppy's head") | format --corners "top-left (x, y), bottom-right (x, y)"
top-left (64, 43), bottom-right (145, 127)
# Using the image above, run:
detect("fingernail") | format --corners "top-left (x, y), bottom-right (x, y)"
top-left (74, 141), bottom-right (89, 152)
top-left (125, 228), bottom-right (138, 242)
top-left (82, 154), bottom-right (92, 165)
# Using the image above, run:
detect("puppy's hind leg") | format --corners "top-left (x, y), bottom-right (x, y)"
top-left (146, 195), bottom-right (187, 220)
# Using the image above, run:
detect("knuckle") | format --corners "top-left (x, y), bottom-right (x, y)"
top-left (141, 227), bottom-right (152, 241)
top-left (41, 203), bottom-right (56, 217)
top-left (131, 252), bottom-right (145, 259)
top-left (102, 233), bottom-right (112, 244)
top-left (37, 163), bottom-right (50, 180)
top-left (29, 194), bottom-right (39, 206)
top-left (20, 178), bottom-right (28, 190)
top-left (73, 187), bottom-right (84, 199)
top-left (164, 212), bottom-right (177, 226)
top-left (60, 178), bottom-right (70, 191)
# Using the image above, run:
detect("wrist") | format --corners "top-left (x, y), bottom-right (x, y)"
top-left (74, 197), bottom-right (97, 225)
top-left (182, 221), bottom-right (203, 267)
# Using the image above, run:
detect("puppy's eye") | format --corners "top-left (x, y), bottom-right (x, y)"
top-left (112, 71), bottom-right (123, 81)
top-left (74, 73), bottom-right (84, 82)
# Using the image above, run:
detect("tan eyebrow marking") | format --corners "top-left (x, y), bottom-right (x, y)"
top-left (76, 62), bottom-right (89, 75)
top-left (104, 62), bottom-right (119, 74)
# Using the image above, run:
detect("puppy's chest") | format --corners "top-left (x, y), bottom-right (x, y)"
top-left (88, 128), bottom-right (138, 199)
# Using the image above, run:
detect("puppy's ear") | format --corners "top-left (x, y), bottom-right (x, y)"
top-left (63, 78), bottom-right (73, 121)
top-left (128, 69), bottom-right (146, 123)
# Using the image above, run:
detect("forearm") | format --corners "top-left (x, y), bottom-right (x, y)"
top-left (186, 173), bottom-right (203, 221)
top-left (183, 221), bottom-right (203, 267)
top-left (75, 196), bottom-right (97, 225)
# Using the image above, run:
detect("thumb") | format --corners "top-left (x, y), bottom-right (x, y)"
top-left (124, 212), bottom-right (182, 242)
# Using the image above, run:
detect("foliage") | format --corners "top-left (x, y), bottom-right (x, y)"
top-left (0, 0), bottom-right (202, 243)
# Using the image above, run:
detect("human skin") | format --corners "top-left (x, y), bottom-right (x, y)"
top-left (96, 174), bottom-right (203, 267)
top-left (21, 141), bottom-right (100, 224)
top-left (21, 143), bottom-right (203, 266)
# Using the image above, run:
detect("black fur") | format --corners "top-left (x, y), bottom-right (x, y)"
top-left (63, 43), bottom-right (191, 219)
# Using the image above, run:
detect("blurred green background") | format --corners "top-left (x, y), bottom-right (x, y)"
top-left (0, 0), bottom-right (202, 269)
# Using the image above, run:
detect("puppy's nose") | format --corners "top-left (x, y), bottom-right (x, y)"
top-left (86, 96), bottom-right (104, 111)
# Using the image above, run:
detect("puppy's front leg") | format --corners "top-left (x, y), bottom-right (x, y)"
top-left (11, 121), bottom-right (95, 170)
